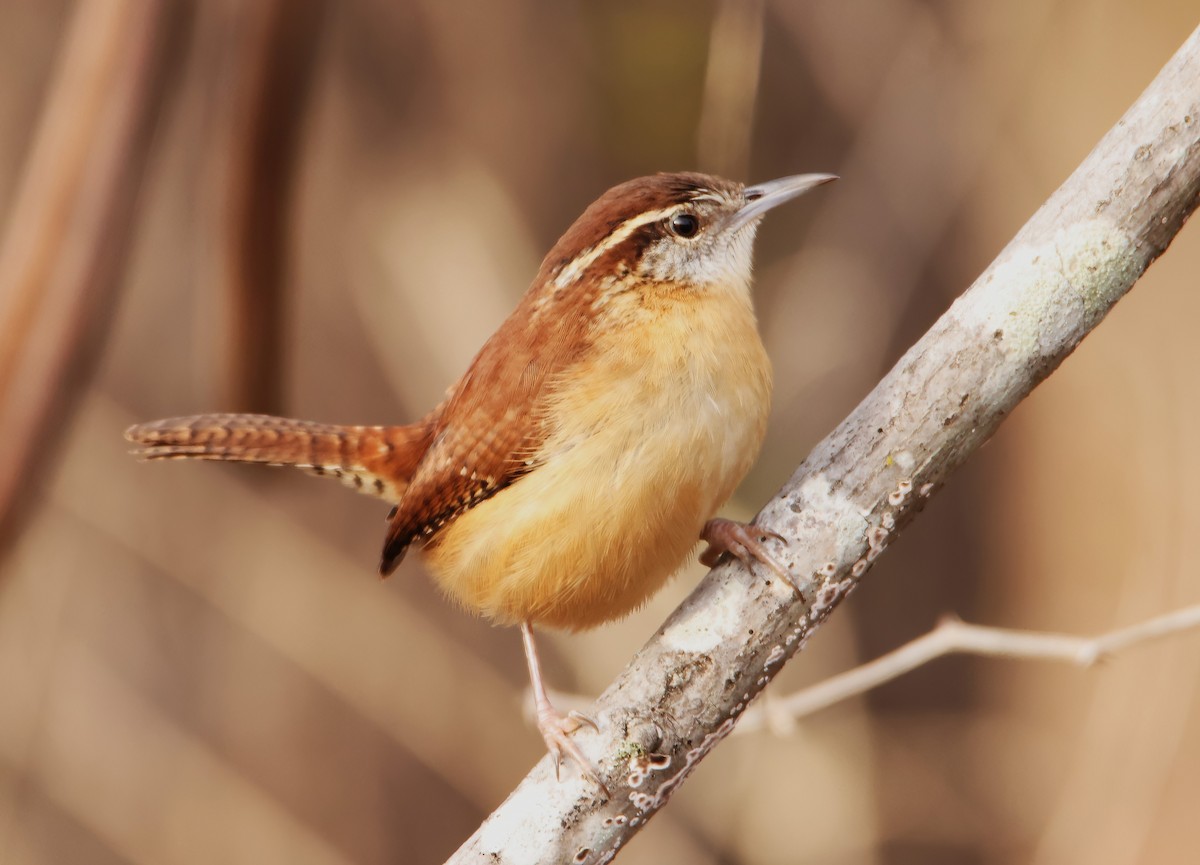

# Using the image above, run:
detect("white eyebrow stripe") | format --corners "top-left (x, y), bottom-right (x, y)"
top-left (552, 205), bottom-right (682, 290)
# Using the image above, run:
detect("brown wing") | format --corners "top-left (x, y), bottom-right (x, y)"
top-left (379, 290), bottom-right (592, 575)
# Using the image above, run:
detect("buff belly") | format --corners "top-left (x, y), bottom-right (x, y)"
top-left (421, 292), bottom-right (771, 631)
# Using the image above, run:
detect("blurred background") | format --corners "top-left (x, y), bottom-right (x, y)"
top-left (0, 1), bottom-right (1198, 863)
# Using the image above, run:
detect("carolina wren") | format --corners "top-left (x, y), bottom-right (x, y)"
top-left (126, 171), bottom-right (835, 784)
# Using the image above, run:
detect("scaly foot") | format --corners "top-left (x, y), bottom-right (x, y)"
top-left (700, 517), bottom-right (798, 591)
top-left (520, 622), bottom-right (608, 793)
top-left (535, 703), bottom-right (604, 789)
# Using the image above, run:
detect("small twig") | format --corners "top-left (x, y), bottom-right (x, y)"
top-left (735, 604), bottom-right (1200, 733)
top-left (537, 604), bottom-right (1200, 735)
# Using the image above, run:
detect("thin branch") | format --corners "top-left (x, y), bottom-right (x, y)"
top-left (735, 604), bottom-right (1200, 734)
top-left (447, 25), bottom-right (1200, 865)
top-left (0, 0), bottom-right (181, 551)
top-left (541, 603), bottom-right (1200, 736)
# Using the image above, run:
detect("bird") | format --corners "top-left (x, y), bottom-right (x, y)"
top-left (125, 170), bottom-right (835, 786)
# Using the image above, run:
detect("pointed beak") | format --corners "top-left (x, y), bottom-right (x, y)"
top-left (729, 173), bottom-right (838, 232)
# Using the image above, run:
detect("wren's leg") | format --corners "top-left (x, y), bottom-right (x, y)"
top-left (519, 622), bottom-right (605, 789)
top-left (700, 517), bottom-right (798, 591)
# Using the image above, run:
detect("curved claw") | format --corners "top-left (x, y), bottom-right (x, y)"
top-left (537, 707), bottom-right (608, 794)
top-left (700, 518), bottom-right (799, 592)
top-left (567, 709), bottom-right (600, 733)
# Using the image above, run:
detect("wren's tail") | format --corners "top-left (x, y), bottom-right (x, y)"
top-left (125, 413), bottom-right (433, 502)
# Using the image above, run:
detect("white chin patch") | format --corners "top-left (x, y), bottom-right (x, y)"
top-left (646, 222), bottom-right (759, 289)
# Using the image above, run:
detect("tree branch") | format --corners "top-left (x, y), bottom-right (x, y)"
top-left (0, 0), bottom-right (181, 552)
top-left (447, 25), bottom-right (1200, 865)
top-left (542, 602), bottom-right (1200, 736)
top-left (735, 604), bottom-right (1200, 735)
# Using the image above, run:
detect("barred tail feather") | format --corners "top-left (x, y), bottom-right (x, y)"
top-left (125, 413), bottom-right (431, 502)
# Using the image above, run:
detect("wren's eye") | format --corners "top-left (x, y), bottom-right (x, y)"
top-left (667, 212), bottom-right (700, 238)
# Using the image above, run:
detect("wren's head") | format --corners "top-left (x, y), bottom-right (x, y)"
top-left (541, 171), bottom-right (836, 298)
